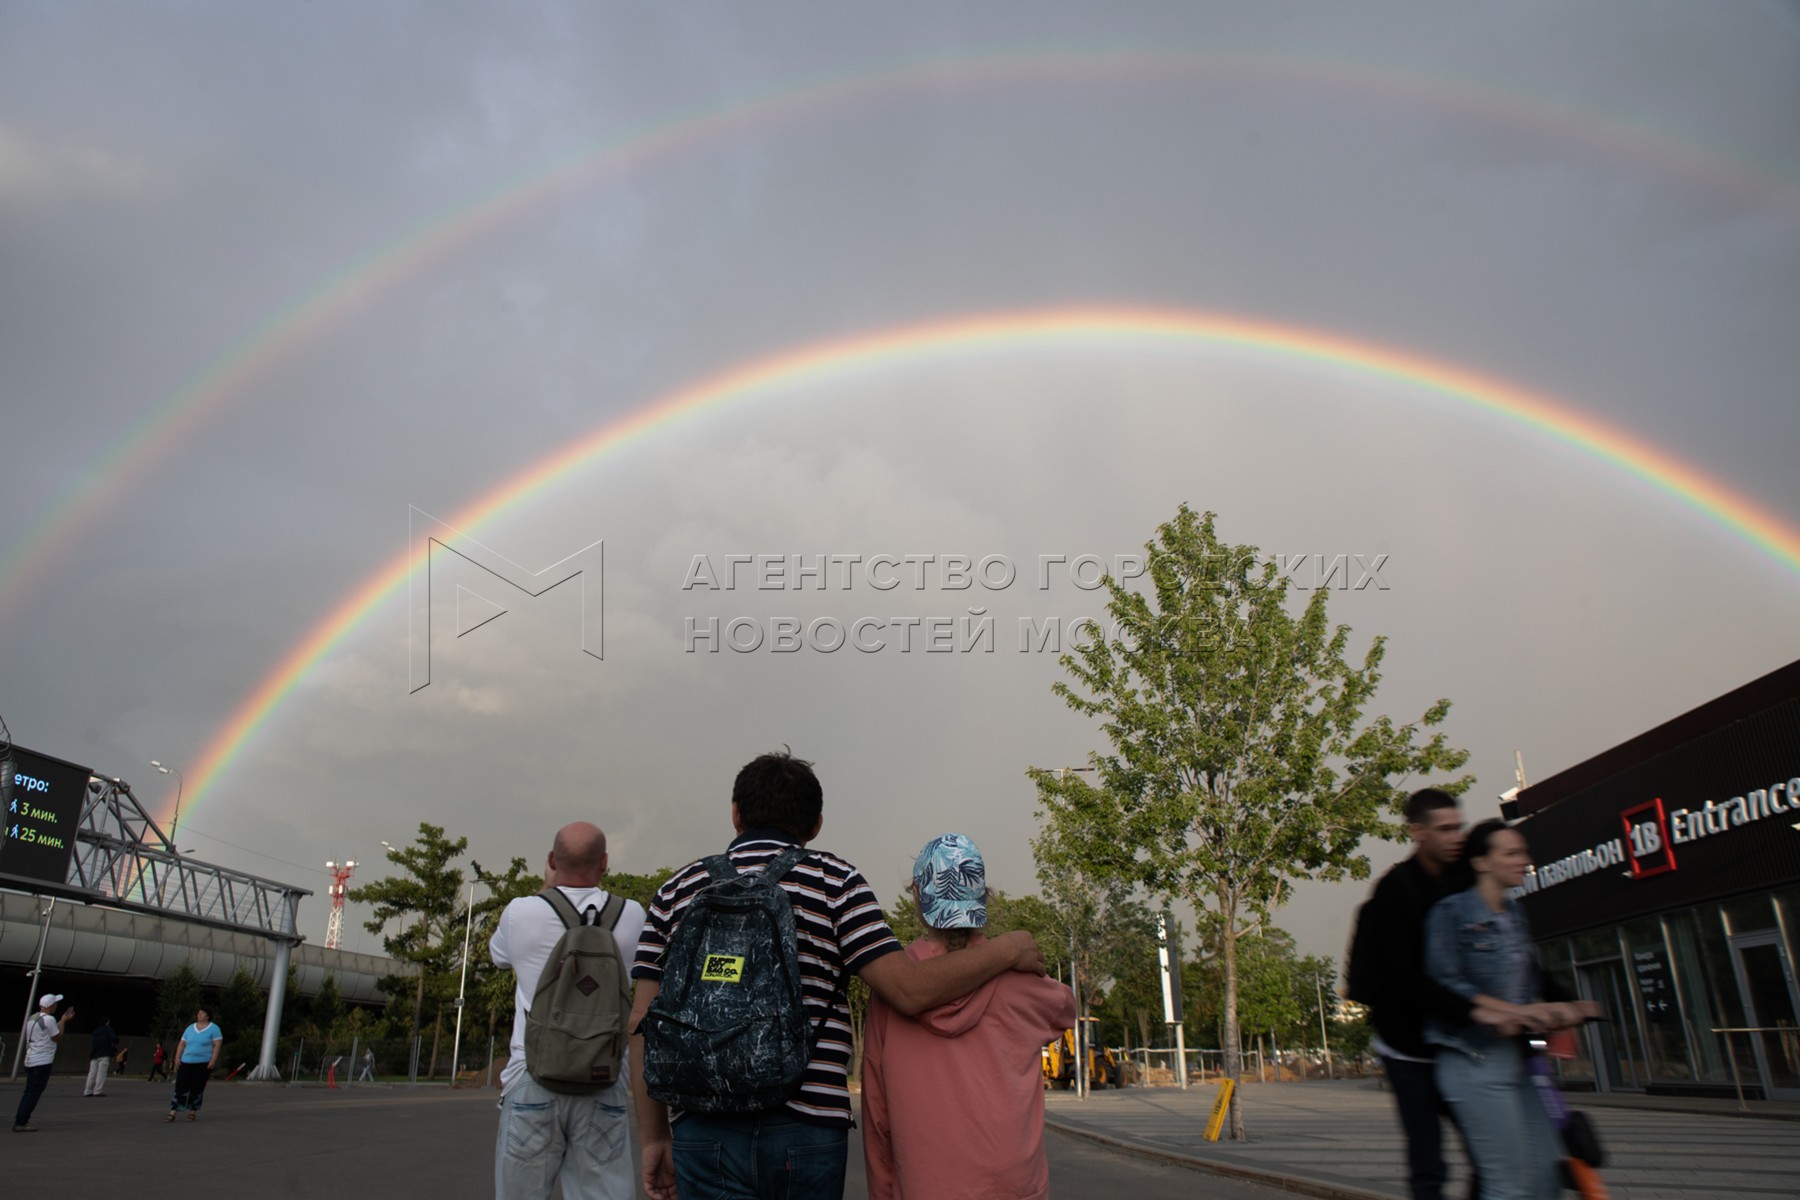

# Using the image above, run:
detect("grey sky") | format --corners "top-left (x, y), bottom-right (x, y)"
top-left (2, 1), bottom-right (1797, 964)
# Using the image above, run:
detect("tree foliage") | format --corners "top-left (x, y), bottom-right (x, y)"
top-left (1031, 506), bottom-right (1469, 1137)
top-left (348, 822), bottom-right (469, 1040)
top-left (153, 960), bottom-right (204, 1047)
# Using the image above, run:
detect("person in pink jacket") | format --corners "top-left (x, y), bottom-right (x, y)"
top-left (862, 834), bottom-right (1078, 1200)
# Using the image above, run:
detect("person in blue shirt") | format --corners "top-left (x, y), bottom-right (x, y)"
top-left (165, 1007), bottom-right (223, 1122)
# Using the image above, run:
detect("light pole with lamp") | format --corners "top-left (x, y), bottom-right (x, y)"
top-left (1053, 765), bottom-right (1097, 1099)
top-left (150, 761), bottom-right (184, 846)
top-left (448, 878), bottom-right (489, 1085)
top-left (1315, 970), bottom-right (1334, 1080)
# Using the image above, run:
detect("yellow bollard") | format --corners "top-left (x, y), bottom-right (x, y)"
top-left (1203, 1077), bottom-right (1235, 1141)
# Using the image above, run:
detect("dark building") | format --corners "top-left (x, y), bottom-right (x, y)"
top-left (1508, 658), bottom-right (1800, 1099)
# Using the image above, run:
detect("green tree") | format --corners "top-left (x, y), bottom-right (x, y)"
top-left (349, 823), bottom-right (469, 1047)
top-left (1031, 506), bottom-right (1470, 1138)
top-left (311, 974), bottom-right (345, 1051)
top-left (153, 960), bottom-right (204, 1047)
top-left (216, 966), bottom-right (265, 1069)
top-left (605, 866), bottom-right (674, 909)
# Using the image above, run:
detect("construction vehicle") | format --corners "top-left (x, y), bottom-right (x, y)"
top-left (1042, 1016), bottom-right (1122, 1090)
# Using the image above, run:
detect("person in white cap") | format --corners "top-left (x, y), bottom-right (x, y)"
top-left (13, 993), bottom-right (74, 1132)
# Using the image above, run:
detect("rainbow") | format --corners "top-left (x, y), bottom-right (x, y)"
top-left (163, 306), bottom-right (1800, 827)
top-left (3, 47), bottom-right (1795, 625)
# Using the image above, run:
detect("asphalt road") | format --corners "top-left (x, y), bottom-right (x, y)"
top-left (4, 1075), bottom-right (1289, 1199)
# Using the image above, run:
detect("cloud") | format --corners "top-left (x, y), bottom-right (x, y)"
top-left (0, 124), bottom-right (146, 204)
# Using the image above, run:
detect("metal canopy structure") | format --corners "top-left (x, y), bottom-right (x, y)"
top-left (37, 777), bottom-right (311, 940)
top-left (4, 773), bottom-right (309, 1081)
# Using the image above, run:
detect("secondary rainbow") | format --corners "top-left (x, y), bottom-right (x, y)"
top-left (4, 47), bottom-right (1795, 625)
top-left (162, 306), bottom-right (1800, 828)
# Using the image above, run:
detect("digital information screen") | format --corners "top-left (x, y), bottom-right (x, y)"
top-left (1, 745), bottom-right (90, 888)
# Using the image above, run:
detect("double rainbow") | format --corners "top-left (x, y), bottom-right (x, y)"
top-left (164, 306), bottom-right (1800, 827)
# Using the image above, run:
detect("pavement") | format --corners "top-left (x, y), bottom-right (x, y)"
top-left (1, 1074), bottom-right (1293, 1200)
top-left (1043, 1079), bottom-right (1800, 1200)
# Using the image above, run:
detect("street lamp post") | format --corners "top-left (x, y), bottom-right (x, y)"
top-left (150, 761), bottom-right (185, 846)
top-left (1316, 971), bottom-right (1334, 1080)
top-left (449, 879), bottom-right (486, 1085)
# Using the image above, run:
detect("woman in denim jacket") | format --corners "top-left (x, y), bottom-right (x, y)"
top-left (1424, 820), bottom-right (1598, 1200)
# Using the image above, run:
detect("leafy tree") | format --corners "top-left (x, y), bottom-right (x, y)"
top-left (311, 974), bottom-right (345, 1049)
top-left (349, 823), bottom-right (469, 1043)
top-left (605, 866), bottom-right (675, 909)
top-left (153, 960), bottom-right (204, 1047)
top-left (216, 966), bottom-right (265, 1068)
top-left (1031, 506), bottom-right (1470, 1138)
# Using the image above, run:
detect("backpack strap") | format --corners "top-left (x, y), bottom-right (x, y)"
top-left (702, 853), bottom-right (738, 885)
top-left (597, 891), bottom-right (626, 931)
top-left (542, 887), bottom-right (628, 928)
top-left (757, 846), bottom-right (808, 886)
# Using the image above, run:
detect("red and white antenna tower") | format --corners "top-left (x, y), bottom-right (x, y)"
top-left (325, 860), bottom-right (358, 950)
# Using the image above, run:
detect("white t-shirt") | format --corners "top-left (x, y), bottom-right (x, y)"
top-left (23, 1012), bottom-right (59, 1068)
top-left (489, 886), bottom-right (645, 1093)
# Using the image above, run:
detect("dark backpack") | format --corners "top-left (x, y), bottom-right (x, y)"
top-left (637, 848), bottom-right (823, 1113)
top-left (524, 889), bottom-right (629, 1093)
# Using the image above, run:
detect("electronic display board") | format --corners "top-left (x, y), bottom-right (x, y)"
top-left (1, 745), bottom-right (90, 887)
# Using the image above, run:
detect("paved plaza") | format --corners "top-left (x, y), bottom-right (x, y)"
top-left (1045, 1079), bottom-right (1800, 1200)
top-left (2, 1074), bottom-right (1286, 1200)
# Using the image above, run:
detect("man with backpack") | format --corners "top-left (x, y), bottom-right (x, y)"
top-left (628, 750), bottom-right (1047, 1200)
top-left (490, 821), bottom-right (645, 1200)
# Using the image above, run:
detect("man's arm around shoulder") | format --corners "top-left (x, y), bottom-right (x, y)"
top-left (858, 930), bottom-right (1045, 1016)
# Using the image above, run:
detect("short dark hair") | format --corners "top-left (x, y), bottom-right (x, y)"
top-left (733, 749), bottom-right (823, 841)
top-left (1462, 818), bottom-right (1521, 864)
top-left (1405, 788), bottom-right (1460, 825)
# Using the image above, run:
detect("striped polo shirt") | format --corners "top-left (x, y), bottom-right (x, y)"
top-left (631, 829), bottom-right (901, 1126)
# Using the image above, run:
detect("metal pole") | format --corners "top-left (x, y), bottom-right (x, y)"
top-left (449, 880), bottom-right (476, 1085)
top-left (9, 897), bottom-right (55, 1080)
top-left (1316, 972), bottom-right (1334, 1080)
top-left (348, 1036), bottom-right (359, 1088)
top-left (1174, 1022), bottom-right (1189, 1090)
top-left (249, 937), bottom-right (293, 1080)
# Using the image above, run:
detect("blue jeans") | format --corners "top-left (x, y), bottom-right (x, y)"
top-left (1435, 1040), bottom-right (1559, 1200)
top-left (495, 1075), bottom-right (632, 1200)
top-left (1383, 1055), bottom-right (1480, 1200)
top-left (14, 1064), bottom-right (51, 1126)
top-left (672, 1108), bottom-right (848, 1200)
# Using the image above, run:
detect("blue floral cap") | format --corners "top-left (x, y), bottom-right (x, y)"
top-left (913, 833), bottom-right (988, 929)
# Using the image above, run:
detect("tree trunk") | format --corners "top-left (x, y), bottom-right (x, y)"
top-left (428, 1009), bottom-right (443, 1079)
top-left (411, 961), bottom-right (426, 1043)
top-left (1220, 898), bottom-right (1246, 1140)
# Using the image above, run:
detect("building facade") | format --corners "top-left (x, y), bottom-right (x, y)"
top-left (1510, 659), bottom-right (1800, 1100)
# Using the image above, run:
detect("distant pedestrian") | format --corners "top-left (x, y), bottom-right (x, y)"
top-left (13, 993), bottom-right (75, 1132)
top-left (1346, 788), bottom-right (1482, 1200)
top-left (85, 1016), bottom-right (119, 1096)
top-left (148, 1041), bottom-right (169, 1082)
top-left (115, 1044), bottom-right (130, 1074)
top-left (1424, 820), bottom-right (1598, 1200)
top-left (165, 1007), bottom-right (223, 1122)
top-left (357, 1047), bottom-right (374, 1083)
top-left (861, 834), bottom-right (1076, 1200)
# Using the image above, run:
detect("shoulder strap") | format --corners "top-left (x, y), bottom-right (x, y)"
top-left (702, 853), bottom-right (739, 885)
top-left (598, 892), bottom-right (626, 931)
top-left (757, 846), bottom-right (807, 887)
top-left (539, 887), bottom-right (583, 929)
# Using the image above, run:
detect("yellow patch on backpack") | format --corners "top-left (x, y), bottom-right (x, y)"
top-left (701, 954), bottom-right (746, 983)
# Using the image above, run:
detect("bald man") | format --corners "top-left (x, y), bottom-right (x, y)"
top-left (490, 822), bottom-right (646, 1200)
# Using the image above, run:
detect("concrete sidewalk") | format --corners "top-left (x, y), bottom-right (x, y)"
top-left (1044, 1080), bottom-right (1800, 1200)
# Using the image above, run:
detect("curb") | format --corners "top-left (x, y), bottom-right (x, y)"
top-left (1044, 1118), bottom-right (1398, 1200)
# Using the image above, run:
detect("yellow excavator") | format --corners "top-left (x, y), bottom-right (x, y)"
top-left (1042, 1016), bottom-right (1122, 1089)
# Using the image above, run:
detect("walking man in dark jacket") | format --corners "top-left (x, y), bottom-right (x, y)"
top-left (84, 1017), bottom-right (118, 1097)
top-left (1346, 788), bottom-right (1479, 1200)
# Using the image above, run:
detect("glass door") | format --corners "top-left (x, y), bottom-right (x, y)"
top-left (1578, 959), bottom-right (1649, 1091)
top-left (1729, 933), bottom-right (1800, 1100)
